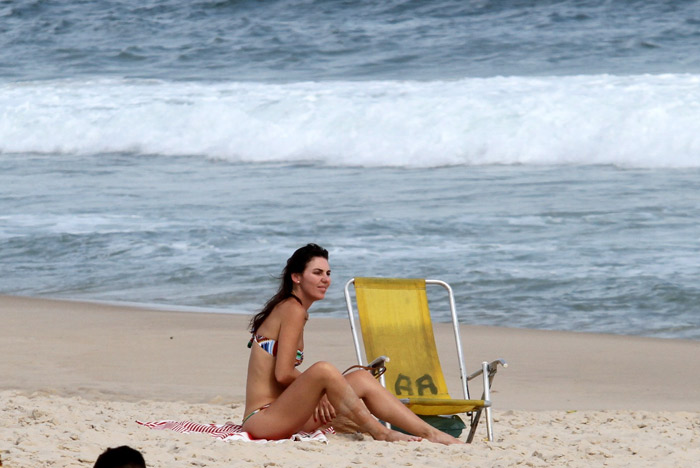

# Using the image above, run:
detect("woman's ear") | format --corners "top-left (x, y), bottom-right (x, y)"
top-left (291, 272), bottom-right (301, 284)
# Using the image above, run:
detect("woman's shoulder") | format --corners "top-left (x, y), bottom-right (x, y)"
top-left (274, 297), bottom-right (308, 323)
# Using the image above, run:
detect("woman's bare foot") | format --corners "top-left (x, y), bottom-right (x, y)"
top-left (373, 428), bottom-right (422, 442)
top-left (424, 429), bottom-right (465, 445)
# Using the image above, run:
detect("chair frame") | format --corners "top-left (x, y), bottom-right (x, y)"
top-left (344, 277), bottom-right (507, 442)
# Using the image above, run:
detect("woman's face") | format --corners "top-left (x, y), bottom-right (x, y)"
top-left (293, 256), bottom-right (331, 302)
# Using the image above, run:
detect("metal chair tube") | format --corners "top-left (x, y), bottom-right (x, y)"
top-left (343, 278), bottom-right (364, 365)
top-left (482, 361), bottom-right (494, 442)
top-left (426, 280), bottom-right (470, 400)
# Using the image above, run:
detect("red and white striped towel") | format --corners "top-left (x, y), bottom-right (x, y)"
top-left (136, 420), bottom-right (334, 443)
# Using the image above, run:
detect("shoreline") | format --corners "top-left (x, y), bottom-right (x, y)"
top-left (2, 294), bottom-right (699, 410)
top-left (2, 294), bottom-right (700, 467)
top-left (5, 292), bottom-right (698, 343)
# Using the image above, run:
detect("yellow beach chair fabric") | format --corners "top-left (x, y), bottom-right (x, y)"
top-left (345, 277), bottom-right (507, 442)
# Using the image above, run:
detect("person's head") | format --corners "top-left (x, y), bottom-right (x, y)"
top-left (284, 243), bottom-right (330, 297)
top-left (93, 446), bottom-right (146, 468)
top-left (250, 243), bottom-right (329, 332)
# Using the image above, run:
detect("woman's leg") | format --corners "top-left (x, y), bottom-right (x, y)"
top-left (242, 361), bottom-right (420, 442)
top-left (343, 370), bottom-right (464, 445)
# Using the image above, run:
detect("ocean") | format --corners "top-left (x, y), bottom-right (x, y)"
top-left (1, 0), bottom-right (699, 340)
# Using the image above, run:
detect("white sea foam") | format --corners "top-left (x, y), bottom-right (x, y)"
top-left (2, 74), bottom-right (699, 168)
top-left (0, 214), bottom-right (147, 235)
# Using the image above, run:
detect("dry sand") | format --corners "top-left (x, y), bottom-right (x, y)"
top-left (1, 295), bottom-right (699, 467)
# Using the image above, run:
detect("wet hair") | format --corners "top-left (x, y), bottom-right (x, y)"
top-left (93, 446), bottom-right (146, 468)
top-left (249, 243), bottom-right (329, 333)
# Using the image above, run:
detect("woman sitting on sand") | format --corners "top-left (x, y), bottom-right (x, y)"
top-left (241, 243), bottom-right (462, 444)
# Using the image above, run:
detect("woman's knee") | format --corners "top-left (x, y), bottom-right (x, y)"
top-left (344, 368), bottom-right (378, 391)
top-left (306, 361), bottom-right (342, 380)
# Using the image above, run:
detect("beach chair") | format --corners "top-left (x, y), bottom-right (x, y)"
top-left (344, 277), bottom-right (507, 442)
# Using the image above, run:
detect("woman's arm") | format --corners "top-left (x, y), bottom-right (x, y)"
top-left (273, 302), bottom-right (307, 387)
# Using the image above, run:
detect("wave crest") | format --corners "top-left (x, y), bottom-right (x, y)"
top-left (2, 74), bottom-right (699, 168)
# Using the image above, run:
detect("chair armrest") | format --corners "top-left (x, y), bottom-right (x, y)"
top-left (368, 355), bottom-right (390, 368)
top-left (467, 359), bottom-right (508, 381)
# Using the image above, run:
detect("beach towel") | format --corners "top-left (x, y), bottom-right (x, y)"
top-left (136, 420), bottom-right (334, 443)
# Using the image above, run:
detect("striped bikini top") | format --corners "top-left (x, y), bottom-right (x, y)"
top-left (248, 333), bottom-right (304, 367)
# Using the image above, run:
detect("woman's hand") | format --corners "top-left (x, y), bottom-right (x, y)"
top-left (314, 394), bottom-right (336, 425)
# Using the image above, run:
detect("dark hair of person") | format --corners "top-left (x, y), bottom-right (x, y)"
top-left (93, 445), bottom-right (146, 468)
top-left (249, 243), bottom-right (329, 333)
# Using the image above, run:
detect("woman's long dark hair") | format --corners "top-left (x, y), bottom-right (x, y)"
top-left (249, 243), bottom-right (329, 333)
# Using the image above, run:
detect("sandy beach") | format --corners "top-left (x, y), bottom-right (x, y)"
top-left (2, 295), bottom-right (699, 467)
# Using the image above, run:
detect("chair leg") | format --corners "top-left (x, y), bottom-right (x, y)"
top-left (485, 405), bottom-right (494, 442)
top-left (482, 361), bottom-right (494, 442)
top-left (466, 409), bottom-right (482, 443)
